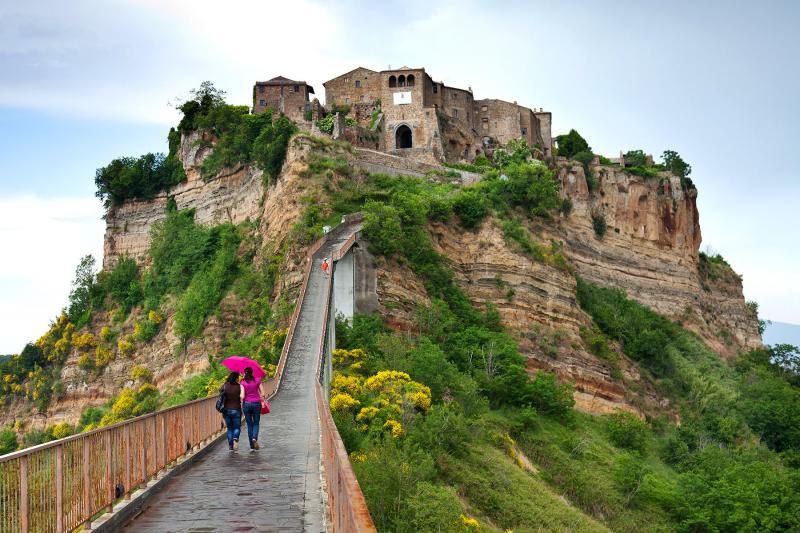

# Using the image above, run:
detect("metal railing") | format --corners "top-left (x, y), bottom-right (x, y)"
top-left (314, 225), bottom-right (376, 532)
top-left (0, 395), bottom-right (221, 532)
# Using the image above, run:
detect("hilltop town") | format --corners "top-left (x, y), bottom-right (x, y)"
top-left (254, 66), bottom-right (552, 164)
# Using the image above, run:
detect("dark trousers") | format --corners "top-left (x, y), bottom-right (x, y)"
top-left (222, 408), bottom-right (241, 446)
top-left (242, 401), bottom-right (261, 447)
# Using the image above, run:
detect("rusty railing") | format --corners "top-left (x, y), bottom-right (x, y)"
top-left (314, 227), bottom-right (376, 532)
top-left (0, 395), bottom-right (222, 532)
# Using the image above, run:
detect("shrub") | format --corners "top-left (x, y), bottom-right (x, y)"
top-left (362, 201), bottom-right (403, 256)
top-left (0, 428), bottom-right (17, 454)
top-left (407, 482), bottom-right (464, 532)
top-left (98, 257), bottom-right (143, 315)
top-left (623, 150), bottom-right (647, 167)
top-left (661, 150), bottom-right (691, 180)
top-left (606, 411), bottom-right (648, 452)
top-left (528, 371), bottom-right (574, 417)
top-left (452, 189), bottom-right (489, 229)
top-left (592, 213), bottom-right (607, 238)
top-left (555, 129), bottom-right (590, 158)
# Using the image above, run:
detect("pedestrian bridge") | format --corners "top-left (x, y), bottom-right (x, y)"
top-left (0, 216), bottom-right (375, 532)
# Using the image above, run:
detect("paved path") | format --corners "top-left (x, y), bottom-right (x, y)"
top-left (122, 223), bottom-right (359, 533)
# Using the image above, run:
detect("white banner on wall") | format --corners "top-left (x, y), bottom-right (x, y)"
top-left (393, 91), bottom-right (412, 105)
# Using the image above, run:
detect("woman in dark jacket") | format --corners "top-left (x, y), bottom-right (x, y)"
top-left (221, 372), bottom-right (242, 451)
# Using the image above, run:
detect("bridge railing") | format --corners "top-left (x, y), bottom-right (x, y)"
top-left (314, 222), bottom-right (376, 533)
top-left (0, 395), bottom-right (221, 532)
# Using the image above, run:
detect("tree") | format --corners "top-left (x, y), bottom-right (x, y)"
top-left (661, 150), bottom-right (691, 179)
top-left (177, 81), bottom-right (227, 133)
top-left (555, 129), bottom-right (591, 159)
top-left (67, 255), bottom-right (97, 328)
top-left (770, 344), bottom-right (800, 378)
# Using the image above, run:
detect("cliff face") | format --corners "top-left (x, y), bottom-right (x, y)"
top-left (10, 137), bottom-right (761, 430)
top-left (552, 163), bottom-right (761, 356)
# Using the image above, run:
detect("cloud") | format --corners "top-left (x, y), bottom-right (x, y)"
top-left (0, 196), bottom-right (104, 353)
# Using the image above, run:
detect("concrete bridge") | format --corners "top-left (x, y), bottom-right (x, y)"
top-left (0, 216), bottom-right (375, 533)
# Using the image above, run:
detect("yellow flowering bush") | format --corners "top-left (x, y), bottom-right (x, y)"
top-left (356, 406), bottom-right (379, 421)
top-left (383, 419), bottom-right (404, 438)
top-left (332, 348), bottom-right (367, 367)
top-left (111, 389), bottom-right (137, 418)
top-left (95, 345), bottom-right (114, 368)
top-left (266, 363), bottom-right (277, 378)
top-left (72, 332), bottom-right (98, 351)
top-left (331, 372), bottom-right (363, 396)
top-left (99, 326), bottom-right (114, 342)
top-left (204, 376), bottom-right (226, 397)
top-left (77, 353), bottom-right (94, 372)
top-left (131, 366), bottom-right (153, 383)
top-left (147, 310), bottom-right (164, 324)
top-left (330, 392), bottom-right (360, 413)
top-left (51, 422), bottom-right (74, 440)
top-left (460, 515), bottom-right (481, 531)
top-left (117, 336), bottom-right (135, 357)
top-left (350, 450), bottom-right (367, 463)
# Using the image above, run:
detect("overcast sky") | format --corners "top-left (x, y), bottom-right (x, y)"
top-left (0, 0), bottom-right (798, 353)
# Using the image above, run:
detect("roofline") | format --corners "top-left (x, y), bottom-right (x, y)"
top-left (322, 66), bottom-right (380, 87)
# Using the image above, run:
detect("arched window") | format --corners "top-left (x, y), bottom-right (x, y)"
top-left (398, 75), bottom-right (406, 87)
top-left (395, 125), bottom-right (412, 149)
top-left (389, 75), bottom-right (397, 88)
top-left (406, 74), bottom-right (415, 87)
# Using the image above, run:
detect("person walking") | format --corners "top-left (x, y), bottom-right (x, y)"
top-left (240, 366), bottom-right (266, 451)
top-left (221, 372), bottom-right (242, 452)
top-left (321, 257), bottom-right (330, 278)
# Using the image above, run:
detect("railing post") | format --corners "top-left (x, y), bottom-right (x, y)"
top-left (105, 432), bottom-right (113, 512)
top-left (141, 422), bottom-right (146, 483)
top-left (19, 455), bottom-right (28, 533)
top-left (161, 415), bottom-right (167, 470)
top-left (124, 425), bottom-right (131, 500)
top-left (56, 444), bottom-right (64, 533)
top-left (83, 439), bottom-right (91, 530)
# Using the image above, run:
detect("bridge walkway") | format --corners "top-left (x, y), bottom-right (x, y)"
top-left (121, 222), bottom-right (360, 533)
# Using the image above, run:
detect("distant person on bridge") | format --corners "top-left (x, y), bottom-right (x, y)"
top-left (220, 372), bottom-right (242, 451)
top-left (321, 257), bottom-right (330, 277)
top-left (240, 366), bottom-right (267, 451)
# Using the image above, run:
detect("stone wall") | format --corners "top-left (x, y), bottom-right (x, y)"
top-left (323, 67), bottom-right (381, 108)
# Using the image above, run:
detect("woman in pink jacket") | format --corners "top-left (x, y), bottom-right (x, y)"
top-left (239, 367), bottom-right (266, 450)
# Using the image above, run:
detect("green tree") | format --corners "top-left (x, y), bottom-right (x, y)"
top-left (555, 129), bottom-right (591, 158)
top-left (67, 255), bottom-right (97, 328)
top-left (661, 150), bottom-right (691, 179)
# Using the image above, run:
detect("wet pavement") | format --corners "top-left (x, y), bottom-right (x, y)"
top-left (121, 224), bottom-right (359, 533)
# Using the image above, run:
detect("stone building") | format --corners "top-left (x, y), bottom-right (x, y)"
top-left (320, 65), bottom-right (553, 163)
top-left (253, 76), bottom-right (314, 123)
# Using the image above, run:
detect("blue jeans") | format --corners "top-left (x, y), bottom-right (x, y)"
top-left (222, 408), bottom-right (241, 447)
top-left (242, 401), bottom-right (261, 447)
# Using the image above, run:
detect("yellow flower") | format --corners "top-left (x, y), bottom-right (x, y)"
top-left (331, 372), bottom-right (363, 396)
top-left (365, 370), bottom-right (411, 392)
top-left (356, 406), bottom-right (379, 421)
top-left (147, 310), bottom-right (164, 324)
top-left (460, 514), bottom-right (481, 531)
top-left (72, 332), bottom-right (98, 351)
top-left (407, 390), bottom-right (432, 411)
top-left (99, 326), bottom-right (113, 342)
top-left (95, 346), bottom-right (114, 368)
top-left (383, 419), bottom-right (403, 438)
top-left (51, 422), bottom-right (73, 440)
top-left (349, 450), bottom-right (367, 463)
top-left (117, 336), bottom-right (135, 357)
top-left (329, 393), bottom-right (360, 413)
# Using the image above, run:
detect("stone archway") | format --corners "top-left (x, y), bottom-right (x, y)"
top-left (395, 125), bottom-right (412, 149)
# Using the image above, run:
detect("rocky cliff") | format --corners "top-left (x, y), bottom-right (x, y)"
top-left (9, 135), bottom-right (761, 430)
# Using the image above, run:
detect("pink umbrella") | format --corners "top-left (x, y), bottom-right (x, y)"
top-left (221, 356), bottom-right (267, 380)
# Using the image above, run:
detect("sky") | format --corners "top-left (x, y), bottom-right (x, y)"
top-left (0, 0), bottom-right (798, 353)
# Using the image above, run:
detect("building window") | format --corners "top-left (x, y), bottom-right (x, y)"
top-left (466, 112), bottom-right (469, 121)
top-left (293, 85), bottom-right (299, 92)
top-left (398, 75), bottom-right (406, 87)
top-left (521, 127), bottom-right (527, 135)
top-left (259, 99), bottom-right (265, 106)
top-left (451, 92), bottom-right (457, 99)
top-left (345, 97), bottom-right (350, 103)
top-left (360, 95), bottom-right (365, 101)
top-left (258, 86), bottom-right (265, 94)
top-left (482, 122), bottom-right (488, 130)
top-left (389, 75), bottom-right (397, 88)
top-left (406, 74), bottom-right (415, 87)
top-left (453, 109), bottom-right (459, 118)
top-left (481, 105), bottom-right (487, 112)
top-left (355, 80), bottom-right (361, 88)
top-left (432, 84), bottom-right (438, 94)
